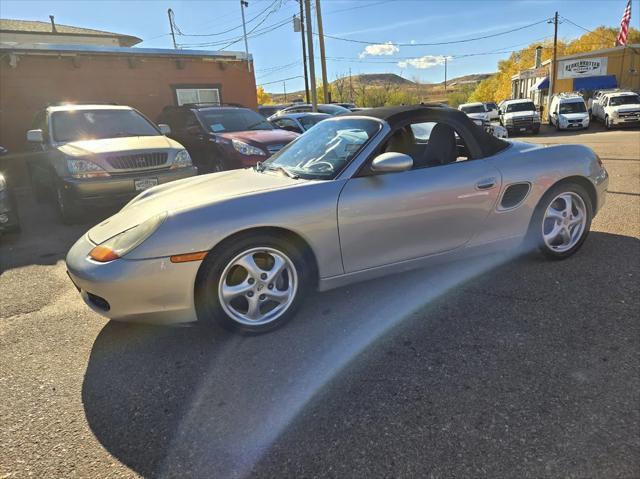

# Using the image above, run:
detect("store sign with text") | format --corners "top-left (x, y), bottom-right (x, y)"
top-left (558, 57), bottom-right (608, 79)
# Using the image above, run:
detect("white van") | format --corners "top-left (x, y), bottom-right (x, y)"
top-left (549, 93), bottom-right (590, 130)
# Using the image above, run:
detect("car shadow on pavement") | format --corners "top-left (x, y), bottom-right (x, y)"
top-left (0, 188), bottom-right (117, 273)
top-left (82, 231), bottom-right (640, 478)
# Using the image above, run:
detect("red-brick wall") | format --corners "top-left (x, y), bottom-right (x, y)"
top-left (0, 53), bottom-right (257, 182)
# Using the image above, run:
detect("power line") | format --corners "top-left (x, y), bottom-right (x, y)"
top-left (316, 18), bottom-right (552, 47)
top-left (258, 75), bottom-right (304, 86)
top-left (175, 0), bottom-right (281, 37)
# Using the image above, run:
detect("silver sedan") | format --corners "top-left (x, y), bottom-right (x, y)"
top-left (66, 105), bottom-right (608, 333)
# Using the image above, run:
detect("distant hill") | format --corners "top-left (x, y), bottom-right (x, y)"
top-left (268, 72), bottom-right (494, 105)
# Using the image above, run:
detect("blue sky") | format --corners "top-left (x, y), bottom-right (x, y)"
top-left (2, 0), bottom-right (637, 93)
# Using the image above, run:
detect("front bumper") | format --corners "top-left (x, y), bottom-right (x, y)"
top-left (0, 189), bottom-right (19, 232)
top-left (611, 115), bottom-right (640, 126)
top-left (66, 234), bottom-right (200, 324)
top-left (62, 166), bottom-right (197, 206)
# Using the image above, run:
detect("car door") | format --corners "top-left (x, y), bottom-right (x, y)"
top-left (337, 122), bottom-right (502, 273)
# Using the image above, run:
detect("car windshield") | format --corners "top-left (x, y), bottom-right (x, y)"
top-left (559, 102), bottom-right (587, 114)
top-left (506, 102), bottom-right (535, 113)
top-left (261, 118), bottom-right (380, 179)
top-left (461, 105), bottom-right (485, 114)
top-left (51, 109), bottom-right (159, 142)
top-left (609, 95), bottom-right (640, 106)
top-left (199, 109), bottom-right (273, 132)
top-left (299, 114), bottom-right (330, 130)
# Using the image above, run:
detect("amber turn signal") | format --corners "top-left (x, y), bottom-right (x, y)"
top-left (89, 245), bottom-right (120, 262)
top-left (170, 251), bottom-right (208, 263)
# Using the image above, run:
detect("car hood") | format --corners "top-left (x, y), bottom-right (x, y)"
top-left (216, 129), bottom-right (298, 145)
top-left (612, 103), bottom-right (640, 112)
top-left (466, 112), bottom-right (488, 120)
top-left (559, 112), bottom-right (589, 120)
top-left (504, 111), bottom-right (537, 118)
top-left (56, 135), bottom-right (183, 157)
top-left (87, 168), bottom-right (303, 244)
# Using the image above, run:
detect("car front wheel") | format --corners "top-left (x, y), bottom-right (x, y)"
top-left (196, 234), bottom-right (311, 334)
top-left (529, 183), bottom-right (593, 260)
top-left (56, 185), bottom-right (82, 224)
top-left (605, 115), bottom-right (613, 129)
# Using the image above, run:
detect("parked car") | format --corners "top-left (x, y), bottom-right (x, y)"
top-left (484, 102), bottom-right (499, 121)
top-left (333, 102), bottom-right (357, 110)
top-left (269, 112), bottom-right (330, 133)
top-left (588, 88), bottom-right (620, 118)
top-left (270, 103), bottom-right (350, 118)
top-left (26, 104), bottom-right (197, 224)
top-left (471, 118), bottom-right (508, 139)
top-left (158, 104), bottom-right (299, 174)
top-left (499, 99), bottom-right (540, 135)
top-left (66, 105), bottom-right (608, 334)
top-left (258, 104), bottom-right (290, 118)
top-left (591, 91), bottom-right (640, 129)
top-left (0, 146), bottom-right (20, 234)
top-left (458, 102), bottom-right (490, 122)
top-left (549, 93), bottom-right (590, 130)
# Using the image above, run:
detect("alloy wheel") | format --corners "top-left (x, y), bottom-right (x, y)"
top-left (218, 247), bottom-right (298, 326)
top-left (541, 192), bottom-right (587, 253)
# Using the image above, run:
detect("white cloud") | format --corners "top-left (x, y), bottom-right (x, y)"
top-left (358, 42), bottom-right (399, 58)
top-left (397, 55), bottom-right (449, 69)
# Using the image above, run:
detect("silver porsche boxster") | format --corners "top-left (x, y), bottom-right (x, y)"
top-left (66, 105), bottom-right (608, 333)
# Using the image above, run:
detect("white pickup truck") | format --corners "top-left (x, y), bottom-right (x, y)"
top-left (592, 91), bottom-right (640, 129)
top-left (499, 99), bottom-right (541, 135)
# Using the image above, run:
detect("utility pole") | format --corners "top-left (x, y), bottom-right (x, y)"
top-left (547, 11), bottom-right (559, 115)
top-left (240, 0), bottom-right (251, 72)
top-left (349, 67), bottom-right (353, 103)
top-left (283, 80), bottom-right (287, 102)
top-left (304, 0), bottom-right (318, 111)
top-left (444, 57), bottom-right (447, 92)
top-left (167, 9), bottom-right (177, 49)
top-left (315, 0), bottom-right (329, 103)
top-left (297, 1), bottom-right (310, 103)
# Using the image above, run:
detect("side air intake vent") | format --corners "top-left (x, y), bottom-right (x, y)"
top-left (500, 183), bottom-right (531, 209)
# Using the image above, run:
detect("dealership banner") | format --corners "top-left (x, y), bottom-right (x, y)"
top-left (558, 57), bottom-right (608, 79)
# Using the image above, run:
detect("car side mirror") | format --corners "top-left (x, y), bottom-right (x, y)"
top-left (370, 152), bottom-right (413, 173)
top-left (27, 129), bottom-right (44, 143)
top-left (158, 124), bottom-right (171, 135)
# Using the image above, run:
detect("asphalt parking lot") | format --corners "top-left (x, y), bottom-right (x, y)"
top-left (1, 123), bottom-right (639, 478)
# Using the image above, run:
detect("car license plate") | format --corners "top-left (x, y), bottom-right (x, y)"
top-left (519, 127), bottom-right (526, 132)
top-left (135, 178), bottom-right (158, 191)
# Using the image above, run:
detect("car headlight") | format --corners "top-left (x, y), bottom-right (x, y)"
top-left (170, 149), bottom-right (192, 169)
top-left (610, 110), bottom-right (618, 118)
top-left (67, 158), bottom-right (110, 179)
top-left (88, 212), bottom-right (167, 262)
top-left (0, 174), bottom-right (6, 191)
top-left (232, 139), bottom-right (265, 156)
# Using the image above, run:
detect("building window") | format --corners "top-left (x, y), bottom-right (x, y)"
top-left (175, 88), bottom-right (220, 106)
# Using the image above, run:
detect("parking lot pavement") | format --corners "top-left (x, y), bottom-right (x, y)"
top-left (1, 124), bottom-right (639, 478)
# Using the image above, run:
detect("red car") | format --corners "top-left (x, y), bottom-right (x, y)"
top-left (158, 105), bottom-right (299, 173)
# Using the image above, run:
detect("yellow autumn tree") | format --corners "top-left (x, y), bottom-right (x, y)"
top-left (256, 86), bottom-right (273, 105)
top-left (468, 26), bottom-right (640, 103)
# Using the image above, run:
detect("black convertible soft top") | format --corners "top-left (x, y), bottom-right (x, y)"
top-left (342, 104), bottom-right (509, 158)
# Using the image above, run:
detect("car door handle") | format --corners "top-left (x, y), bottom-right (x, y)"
top-left (476, 178), bottom-right (497, 190)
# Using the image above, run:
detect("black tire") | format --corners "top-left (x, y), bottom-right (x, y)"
top-left (533, 126), bottom-right (540, 134)
top-left (195, 233), bottom-right (312, 334)
top-left (55, 184), bottom-right (82, 224)
top-left (527, 182), bottom-right (593, 260)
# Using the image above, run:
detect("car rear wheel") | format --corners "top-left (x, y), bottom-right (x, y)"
top-left (196, 233), bottom-right (311, 334)
top-left (529, 183), bottom-right (592, 260)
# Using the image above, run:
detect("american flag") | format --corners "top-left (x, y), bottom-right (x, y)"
top-left (615, 0), bottom-right (632, 46)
